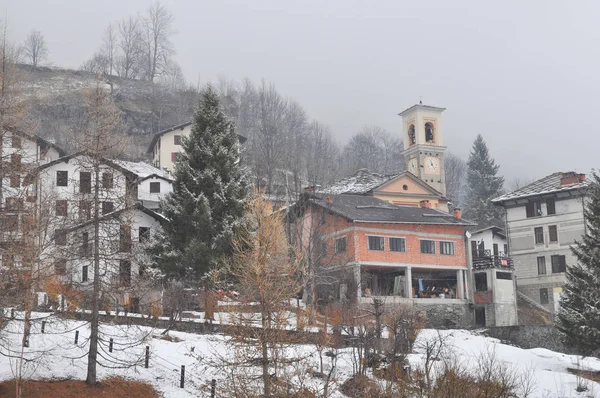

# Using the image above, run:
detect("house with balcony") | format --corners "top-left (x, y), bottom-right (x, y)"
top-left (291, 192), bottom-right (478, 327)
top-left (492, 171), bottom-right (589, 314)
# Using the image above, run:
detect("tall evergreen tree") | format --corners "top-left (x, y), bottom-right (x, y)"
top-left (464, 134), bottom-right (505, 227)
top-left (557, 172), bottom-right (600, 355)
top-left (151, 86), bottom-right (249, 281)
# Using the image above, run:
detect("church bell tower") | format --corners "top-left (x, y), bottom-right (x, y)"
top-left (399, 104), bottom-right (447, 195)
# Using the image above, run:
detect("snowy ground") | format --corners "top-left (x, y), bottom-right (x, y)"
top-left (1, 312), bottom-right (599, 397)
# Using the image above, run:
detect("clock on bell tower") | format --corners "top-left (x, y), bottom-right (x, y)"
top-left (398, 103), bottom-right (447, 195)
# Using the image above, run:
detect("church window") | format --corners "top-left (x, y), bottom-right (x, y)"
top-left (408, 125), bottom-right (416, 145)
top-left (425, 122), bottom-right (435, 143)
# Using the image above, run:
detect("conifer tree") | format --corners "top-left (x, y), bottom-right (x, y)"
top-left (557, 172), bottom-right (600, 355)
top-left (151, 86), bottom-right (249, 281)
top-left (464, 134), bottom-right (505, 227)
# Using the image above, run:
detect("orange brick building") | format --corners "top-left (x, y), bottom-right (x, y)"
top-left (293, 193), bottom-right (474, 307)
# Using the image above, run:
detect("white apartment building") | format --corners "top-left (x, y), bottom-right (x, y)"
top-left (492, 172), bottom-right (589, 314)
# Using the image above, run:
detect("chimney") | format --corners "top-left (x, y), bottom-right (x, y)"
top-left (453, 208), bottom-right (462, 219)
top-left (419, 200), bottom-right (431, 209)
top-left (560, 172), bottom-right (585, 186)
top-left (326, 196), bottom-right (334, 207)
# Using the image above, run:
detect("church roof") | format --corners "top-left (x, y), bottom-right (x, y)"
top-left (398, 104), bottom-right (446, 116)
top-left (305, 193), bottom-right (473, 225)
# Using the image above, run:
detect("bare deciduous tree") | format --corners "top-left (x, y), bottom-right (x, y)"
top-left (117, 16), bottom-right (142, 79)
top-left (140, 2), bottom-right (175, 82)
top-left (102, 24), bottom-right (117, 76)
top-left (22, 30), bottom-right (48, 69)
top-left (444, 152), bottom-right (468, 208)
top-left (342, 126), bottom-right (404, 176)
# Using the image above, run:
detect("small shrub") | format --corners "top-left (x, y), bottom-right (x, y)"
top-left (340, 375), bottom-right (381, 398)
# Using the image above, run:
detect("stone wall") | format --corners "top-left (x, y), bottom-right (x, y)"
top-left (485, 325), bottom-right (569, 354)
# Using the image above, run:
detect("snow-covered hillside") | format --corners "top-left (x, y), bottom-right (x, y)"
top-left (1, 314), bottom-right (599, 397)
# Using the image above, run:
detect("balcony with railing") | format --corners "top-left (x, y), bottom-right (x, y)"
top-left (472, 250), bottom-right (514, 270)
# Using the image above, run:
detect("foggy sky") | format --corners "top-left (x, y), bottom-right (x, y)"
top-left (3, 0), bottom-right (599, 184)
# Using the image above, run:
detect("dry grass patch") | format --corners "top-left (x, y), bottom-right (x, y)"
top-left (0, 377), bottom-right (159, 398)
top-left (155, 333), bottom-right (184, 342)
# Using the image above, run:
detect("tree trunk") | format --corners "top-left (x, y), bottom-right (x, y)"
top-left (86, 161), bottom-right (101, 385)
top-left (261, 310), bottom-right (270, 397)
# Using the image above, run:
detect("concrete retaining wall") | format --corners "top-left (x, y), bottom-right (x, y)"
top-left (485, 325), bottom-right (569, 354)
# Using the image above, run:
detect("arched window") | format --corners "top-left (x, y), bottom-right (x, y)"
top-left (425, 122), bottom-right (435, 143)
top-left (408, 125), bottom-right (416, 145)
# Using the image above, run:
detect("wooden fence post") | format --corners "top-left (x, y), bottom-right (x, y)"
top-left (180, 365), bottom-right (185, 388)
top-left (211, 379), bottom-right (216, 397)
top-left (145, 346), bottom-right (149, 368)
top-left (75, 330), bottom-right (79, 344)
top-left (109, 338), bottom-right (113, 353)
top-left (41, 321), bottom-right (46, 334)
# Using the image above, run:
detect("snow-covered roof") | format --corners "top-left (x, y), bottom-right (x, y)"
top-left (492, 172), bottom-right (590, 205)
top-left (324, 169), bottom-right (396, 195)
top-left (112, 160), bottom-right (172, 181)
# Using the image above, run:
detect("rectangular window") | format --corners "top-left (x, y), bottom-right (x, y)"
top-left (526, 201), bottom-right (542, 218)
top-left (497, 272), bottom-right (512, 280)
top-left (493, 243), bottom-right (499, 256)
top-left (139, 227), bottom-right (150, 243)
top-left (9, 174), bottom-right (20, 188)
top-left (56, 171), bottom-right (68, 187)
top-left (549, 225), bottom-right (558, 242)
top-left (55, 200), bottom-right (68, 217)
top-left (79, 171), bottom-right (91, 194)
top-left (504, 244), bottom-right (508, 256)
top-left (174, 135), bottom-right (182, 145)
top-left (119, 260), bottom-right (131, 287)
top-left (11, 153), bottom-right (21, 166)
top-left (55, 230), bottom-right (67, 246)
top-left (475, 273), bottom-right (488, 292)
top-left (79, 200), bottom-right (91, 221)
top-left (389, 237), bottom-right (406, 252)
top-left (534, 227), bottom-right (544, 244)
top-left (367, 236), bottom-right (384, 251)
top-left (149, 182), bottom-right (161, 193)
top-left (471, 241), bottom-right (478, 258)
top-left (82, 265), bottom-right (89, 282)
top-left (54, 259), bottom-right (67, 276)
top-left (540, 288), bottom-right (549, 305)
top-left (102, 172), bottom-right (113, 189)
top-left (119, 225), bottom-right (132, 253)
top-left (546, 199), bottom-right (556, 215)
top-left (334, 237), bottom-right (346, 254)
top-left (537, 256), bottom-right (546, 275)
top-left (440, 241), bottom-right (455, 255)
top-left (11, 136), bottom-right (21, 148)
top-left (102, 201), bottom-right (114, 215)
top-left (551, 255), bottom-right (566, 273)
top-left (420, 240), bottom-right (436, 254)
top-left (81, 232), bottom-right (90, 257)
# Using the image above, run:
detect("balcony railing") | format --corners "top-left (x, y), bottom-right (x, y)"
top-left (472, 252), bottom-right (514, 270)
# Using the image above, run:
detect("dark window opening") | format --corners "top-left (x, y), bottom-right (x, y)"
top-left (420, 240), bottom-right (436, 254)
top-left (119, 260), bottom-right (131, 287)
top-left (368, 236), bottom-right (384, 251)
top-left (537, 256), bottom-right (546, 274)
top-left (335, 237), bottom-right (346, 254)
top-left (139, 227), bottom-right (150, 243)
top-left (149, 182), bottom-right (161, 193)
top-left (82, 265), bottom-right (89, 282)
top-left (120, 225), bottom-right (132, 253)
top-left (9, 174), bottom-right (20, 188)
top-left (496, 271), bottom-right (512, 280)
top-left (102, 172), bottom-right (113, 189)
top-left (547, 199), bottom-right (556, 215)
top-left (408, 125), bottom-right (416, 145)
top-left (55, 259), bottom-right (67, 276)
top-left (11, 153), bottom-right (21, 166)
top-left (526, 201), bottom-right (543, 218)
top-left (540, 288), bottom-right (549, 305)
top-left (102, 201), bottom-right (114, 215)
top-left (493, 243), bottom-right (499, 256)
top-left (174, 135), bottom-right (182, 145)
top-left (79, 172), bottom-right (91, 194)
top-left (55, 200), bottom-right (68, 217)
top-left (81, 232), bottom-right (91, 257)
top-left (55, 230), bottom-right (67, 246)
top-left (534, 227), bottom-right (544, 244)
top-left (475, 307), bottom-right (486, 327)
top-left (549, 225), bottom-right (558, 242)
top-left (11, 136), bottom-right (21, 148)
top-left (551, 255), bottom-right (566, 273)
top-left (425, 122), bottom-right (435, 142)
top-left (475, 273), bottom-right (488, 291)
top-left (389, 237), bottom-right (406, 252)
top-left (79, 200), bottom-right (91, 220)
top-left (56, 171), bottom-right (68, 187)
